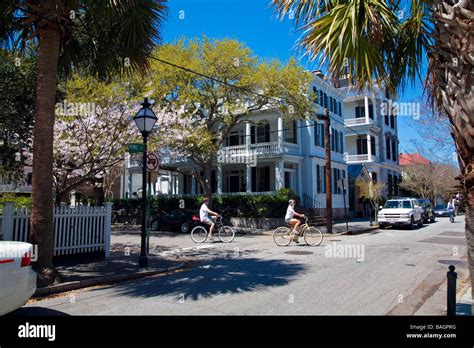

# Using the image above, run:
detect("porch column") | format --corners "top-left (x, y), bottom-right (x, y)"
top-left (277, 116), bottom-right (284, 152)
top-left (297, 163), bottom-right (302, 197)
top-left (168, 172), bottom-right (173, 194)
top-left (367, 134), bottom-right (372, 161)
top-left (246, 164), bottom-right (252, 193)
top-left (157, 176), bottom-right (162, 194)
top-left (217, 165), bottom-right (222, 194)
top-left (245, 122), bottom-right (251, 149)
top-left (191, 175), bottom-right (196, 194)
top-left (364, 95), bottom-right (370, 123)
top-left (275, 159), bottom-right (284, 190)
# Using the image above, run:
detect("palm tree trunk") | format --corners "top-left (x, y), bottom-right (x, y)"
top-left (431, 0), bottom-right (474, 314)
top-left (29, 25), bottom-right (62, 286)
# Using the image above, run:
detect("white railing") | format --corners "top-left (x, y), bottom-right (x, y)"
top-left (344, 118), bottom-right (376, 126)
top-left (0, 202), bottom-right (112, 257)
top-left (0, 184), bottom-right (32, 193)
top-left (345, 154), bottom-right (377, 163)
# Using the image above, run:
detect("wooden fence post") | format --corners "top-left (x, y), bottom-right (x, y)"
top-left (1, 202), bottom-right (14, 241)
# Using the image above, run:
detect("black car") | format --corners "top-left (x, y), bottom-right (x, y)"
top-left (150, 209), bottom-right (201, 233)
top-left (434, 204), bottom-right (451, 217)
top-left (418, 199), bottom-right (436, 223)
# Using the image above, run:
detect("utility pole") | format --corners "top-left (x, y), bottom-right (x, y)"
top-left (317, 108), bottom-right (332, 234)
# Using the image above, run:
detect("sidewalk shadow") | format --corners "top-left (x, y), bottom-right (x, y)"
top-left (109, 257), bottom-right (307, 301)
top-left (7, 307), bottom-right (70, 316)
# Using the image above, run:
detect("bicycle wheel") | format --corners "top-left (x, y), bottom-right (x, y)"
top-left (273, 227), bottom-right (292, 246)
top-left (304, 226), bottom-right (323, 246)
top-left (191, 225), bottom-right (208, 243)
top-left (218, 226), bottom-right (235, 243)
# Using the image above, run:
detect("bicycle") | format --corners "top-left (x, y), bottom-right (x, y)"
top-left (273, 216), bottom-right (323, 246)
top-left (191, 216), bottom-right (235, 243)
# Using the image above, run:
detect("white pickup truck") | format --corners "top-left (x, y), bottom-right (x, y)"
top-left (377, 198), bottom-right (424, 229)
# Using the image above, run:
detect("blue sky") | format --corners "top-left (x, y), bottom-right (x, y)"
top-left (160, 0), bottom-right (430, 154)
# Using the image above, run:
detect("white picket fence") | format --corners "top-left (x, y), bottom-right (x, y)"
top-left (1, 202), bottom-right (111, 257)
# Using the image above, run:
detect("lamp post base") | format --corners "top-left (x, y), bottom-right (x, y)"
top-left (138, 255), bottom-right (149, 268)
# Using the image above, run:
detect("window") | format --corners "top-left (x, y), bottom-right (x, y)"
top-left (372, 172), bottom-right (378, 183)
top-left (319, 90), bottom-right (324, 106)
top-left (251, 166), bottom-right (270, 192)
top-left (314, 122), bottom-right (324, 147)
top-left (388, 174), bottom-right (393, 196)
top-left (331, 128), bottom-right (335, 151)
top-left (334, 129), bottom-right (339, 152)
top-left (329, 96), bottom-right (333, 112)
top-left (386, 136), bottom-right (391, 160)
top-left (322, 165), bottom-right (326, 193)
top-left (226, 131), bottom-right (241, 146)
top-left (339, 132), bottom-right (344, 153)
top-left (284, 119), bottom-right (297, 144)
top-left (392, 139), bottom-right (397, 161)
top-left (357, 137), bottom-right (368, 155)
top-left (251, 124), bottom-right (270, 144)
top-left (355, 106), bottom-right (365, 118)
top-left (312, 86), bottom-right (319, 105)
top-left (385, 114), bottom-right (389, 125)
top-left (370, 135), bottom-right (376, 157)
top-left (316, 164), bottom-right (321, 193)
top-left (338, 102), bottom-right (342, 116)
top-left (324, 92), bottom-right (328, 108)
top-left (390, 115), bottom-right (395, 128)
top-left (368, 104), bottom-right (374, 119)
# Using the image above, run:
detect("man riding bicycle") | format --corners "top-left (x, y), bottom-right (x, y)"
top-left (285, 199), bottom-right (305, 243)
top-left (200, 197), bottom-right (221, 240)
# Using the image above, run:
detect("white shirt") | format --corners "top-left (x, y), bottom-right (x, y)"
top-left (285, 205), bottom-right (295, 220)
top-left (200, 203), bottom-right (210, 222)
top-left (447, 202), bottom-right (454, 211)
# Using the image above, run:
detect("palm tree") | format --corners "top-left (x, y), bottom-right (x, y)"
top-left (272, 0), bottom-right (473, 311)
top-left (0, 0), bottom-right (167, 286)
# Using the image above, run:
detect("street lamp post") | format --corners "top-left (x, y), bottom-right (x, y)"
top-left (133, 98), bottom-right (157, 268)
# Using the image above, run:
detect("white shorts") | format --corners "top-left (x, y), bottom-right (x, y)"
top-left (202, 217), bottom-right (214, 225)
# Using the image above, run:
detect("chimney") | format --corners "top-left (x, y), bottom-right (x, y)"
top-left (312, 70), bottom-right (324, 79)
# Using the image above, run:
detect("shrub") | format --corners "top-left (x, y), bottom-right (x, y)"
top-left (0, 193), bottom-right (31, 214)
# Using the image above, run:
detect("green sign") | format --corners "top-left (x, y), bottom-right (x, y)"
top-left (128, 143), bottom-right (144, 153)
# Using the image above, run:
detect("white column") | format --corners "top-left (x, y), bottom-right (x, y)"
top-left (168, 172), bottom-right (172, 194)
top-left (297, 164), bottom-right (302, 197)
top-left (367, 134), bottom-right (372, 161)
top-left (245, 122), bottom-right (251, 148)
top-left (191, 175), bottom-right (196, 194)
top-left (217, 165), bottom-right (222, 194)
top-left (277, 116), bottom-right (284, 152)
top-left (246, 164), bottom-right (252, 193)
top-left (275, 160), bottom-right (284, 190)
top-left (364, 95), bottom-right (370, 123)
top-left (157, 176), bottom-right (162, 194)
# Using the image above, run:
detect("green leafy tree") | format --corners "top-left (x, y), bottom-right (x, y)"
top-left (272, 0), bottom-right (474, 314)
top-left (0, 0), bottom-right (168, 285)
top-left (149, 37), bottom-right (313, 204)
top-left (0, 49), bottom-right (36, 181)
top-left (356, 179), bottom-right (385, 225)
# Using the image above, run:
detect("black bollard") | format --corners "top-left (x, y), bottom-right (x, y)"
top-left (447, 265), bottom-right (457, 316)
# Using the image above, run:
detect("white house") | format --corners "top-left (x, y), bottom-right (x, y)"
top-left (120, 72), bottom-right (350, 218)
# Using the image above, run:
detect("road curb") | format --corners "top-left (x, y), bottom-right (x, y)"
top-left (234, 226), bottom-right (379, 237)
top-left (33, 263), bottom-right (184, 298)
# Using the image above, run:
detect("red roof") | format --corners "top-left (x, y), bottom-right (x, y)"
top-left (399, 153), bottom-right (430, 166)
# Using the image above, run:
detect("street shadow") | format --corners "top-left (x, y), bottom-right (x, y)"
top-left (7, 307), bottom-right (70, 316)
top-left (109, 257), bottom-right (307, 301)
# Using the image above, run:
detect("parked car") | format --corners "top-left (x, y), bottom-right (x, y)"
top-left (377, 198), bottom-right (424, 229)
top-left (150, 209), bottom-right (201, 233)
top-left (418, 198), bottom-right (436, 223)
top-left (0, 241), bottom-right (37, 316)
top-left (434, 204), bottom-right (451, 217)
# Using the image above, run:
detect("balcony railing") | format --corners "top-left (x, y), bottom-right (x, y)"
top-left (0, 184), bottom-right (32, 193)
top-left (344, 117), bottom-right (377, 127)
top-left (345, 154), bottom-right (377, 163)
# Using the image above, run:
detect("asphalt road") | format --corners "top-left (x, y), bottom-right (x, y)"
top-left (19, 215), bottom-right (468, 315)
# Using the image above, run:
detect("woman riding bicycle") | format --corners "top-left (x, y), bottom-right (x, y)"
top-left (285, 199), bottom-right (305, 243)
top-left (200, 197), bottom-right (221, 241)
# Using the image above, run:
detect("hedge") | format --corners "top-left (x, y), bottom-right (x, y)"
top-left (112, 188), bottom-right (296, 219)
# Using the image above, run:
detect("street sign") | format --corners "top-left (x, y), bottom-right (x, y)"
top-left (128, 143), bottom-right (145, 153)
top-left (146, 153), bottom-right (159, 171)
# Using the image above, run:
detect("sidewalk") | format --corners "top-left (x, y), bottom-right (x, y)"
top-left (234, 218), bottom-right (378, 236)
top-left (34, 251), bottom-right (183, 297)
